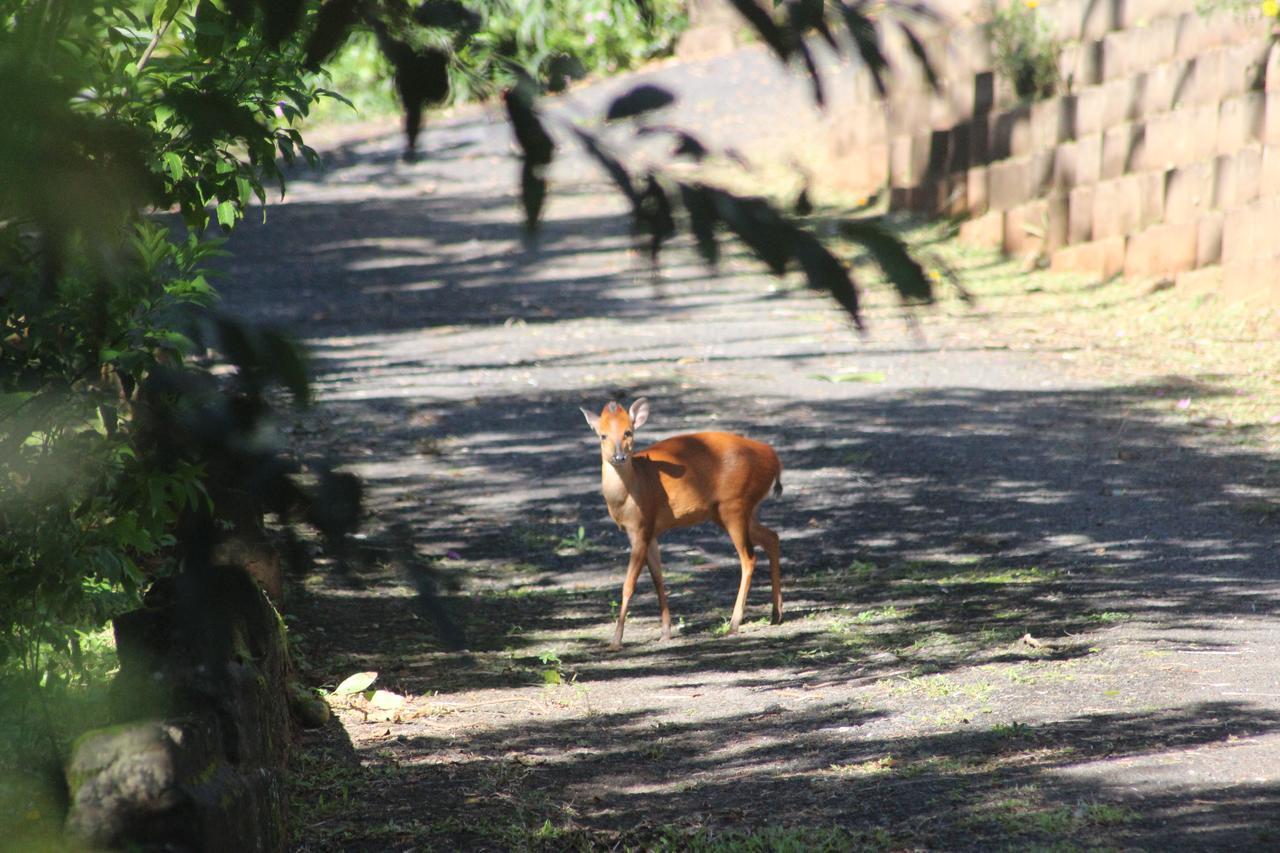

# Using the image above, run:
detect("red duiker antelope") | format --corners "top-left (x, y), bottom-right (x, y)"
top-left (579, 398), bottom-right (783, 650)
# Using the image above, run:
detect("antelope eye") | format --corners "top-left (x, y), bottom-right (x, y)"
top-left (624, 430), bottom-right (633, 438)
top-left (599, 435), bottom-right (606, 441)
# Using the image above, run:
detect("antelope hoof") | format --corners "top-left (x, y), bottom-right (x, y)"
top-left (608, 641), bottom-right (623, 652)
top-left (771, 611), bottom-right (783, 625)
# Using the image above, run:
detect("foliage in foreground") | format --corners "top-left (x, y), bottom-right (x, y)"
top-left (0, 0), bottom-right (327, 768)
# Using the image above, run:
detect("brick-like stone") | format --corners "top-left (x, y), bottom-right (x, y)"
top-left (1069, 185), bottom-right (1095, 244)
top-left (1218, 91), bottom-right (1265, 154)
top-left (1092, 176), bottom-right (1143, 240)
top-left (1140, 63), bottom-right (1179, 116)
top-left (1213, 145), bottom-right (1263, 210)
top-left (969, 110), bottom-right (992, 165)
top-left (946, 123), bottom-right (972, 175)
top-left (1103, 77), bottom-right (1143, 126)
top-left (1075, 133), bottom-right (1103, 185)
top-left (924, 129), bottom-right (952, 182)
top-left (1137, 169), bottom-right (1166, 229)
top-left (1060, 41), bottom-right (1103, 90)
top-left (967, 166), bottom-right (989, 217)
top-left (1197, 211), bottom-right (1225, 268)
top-left (1163, 162), bottom-right (1215, 224)
top-left (1222, 203), bottom-right (1261, 263)
top-left (1124, 221), bottom-right (1198, 277)
top-left (1102, 122), bottom-right (1144, 179)
top-left (1266, 92), bottom-right (1280, 145)
top-left (988, 157), bottom-right (1033, 211)
top-left (1221, 258), bottom-right (1280, 302)
top-left (1045, 193), bottom-right (1070, 252)
top-left (937, 172), bottom-right (970, 218)
top-left (1140, 111), bottom-right (1179, 170)
top-left (1174, 11), bottom-right (1229, 61)
top-left (1177, 265), bottom-right (1224, 295)
top-left (1003, 195), bottom-right (1069, 257)
top-left (1052, 140), bottom-right (1079, 192)
top-left (990, 104), bottom-right (1032, 160)
top-left (1119, 0), bottom-right (1186, 29)
top-left (959, 210), bottom-right (1004, 248)
top-left (1003, 199), bottom-right (1048, 257)
top-left (1043, 0), bottom-right (1086, 42)
top-left (1177, 104), bottom-right (1221, 165)
top-left (973, 71), bottom-right (996, 115)
top-left (1267, 42), bottom-right (1280, 92)
top-left (1050, 236), bottom-right (1127, 278)
top-left (1081, 0), bottom-right (1119, 41)
top-left (1140, 17), bottom-right (1179, 68)
top-left (1101, 31), bottom-right (1131, 81)
top-left (1032, 96), bottom-right (1074, 149)
top-left (1074, 85), bottom-right (1106, 137)
top-left (1175, 50), bottom-right (1224, 109)
top-left (1263, 144), bottom-right (1280, 195)
top-left (889, 133), bottom-right (930, 188)
top-left (1221, 41), bottom-right (1271, 99)
top-left (1108, 18), bottom-right (1177, 79)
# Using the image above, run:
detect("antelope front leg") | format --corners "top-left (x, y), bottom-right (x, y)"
top-left (610, 532), bottom-right (649, 651)
top-left (645, 538), bottom-right (672, 641)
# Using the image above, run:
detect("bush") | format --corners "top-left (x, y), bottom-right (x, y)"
top-left (459, 0), bottom-right (687, 97)
top-left (308, 0), bottom-right (688, 122)
top-left (0, 0), bottom-right (327, 769)
top-left (989, 0), bottom-right (1061, 102)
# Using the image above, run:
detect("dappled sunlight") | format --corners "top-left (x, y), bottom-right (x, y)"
top-left (214, 82), bottom-right (1280, 849)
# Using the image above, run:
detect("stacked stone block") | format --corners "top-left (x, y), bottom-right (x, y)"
top-left (826, 0), bottom-right (1278, 297)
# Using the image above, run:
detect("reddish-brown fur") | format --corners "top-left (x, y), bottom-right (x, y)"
top-left (580, 398), bottom-right (783, 649)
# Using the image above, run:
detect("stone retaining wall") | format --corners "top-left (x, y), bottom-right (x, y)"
top-left (63, 563), bottom-right (291, 851)
top-left (823, 0), bottom-right (1277, 297)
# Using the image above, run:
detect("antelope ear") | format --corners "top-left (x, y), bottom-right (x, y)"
top-left (629, 397), bottom-right (650, 430)
top-left (579, 406), bottom-right (601, 432)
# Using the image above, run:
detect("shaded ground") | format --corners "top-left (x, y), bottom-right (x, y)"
top-left (217, 49), bottom-right (1280, 852)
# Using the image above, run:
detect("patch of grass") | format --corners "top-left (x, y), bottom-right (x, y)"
top-left (1086, 611), bottom-right (1132, 624)
top-left (849, 605), bottom-right (908, 624)
top-left (826, 754), bottom-right (896, 776)
top-left (846, 559), bottom-right (877, 579)
top-left (885, 673), bottom-right (996, 702)
top-left (975, 786), bottom-right (1138, 843)
top-left (810, 370), bottom-right (887, 383)
top-left (991, 721), bottom-right (1033, 739)
top-left (555, 525), bottom-right (596, 554)
top-left (645, 824), bottom-right (899, 852)
top-left (924, 566), bottom-right (1060, 586)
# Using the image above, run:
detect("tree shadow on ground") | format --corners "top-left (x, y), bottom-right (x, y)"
top-left (223, 111), bottom-right (1280, 853)
top-left (289, 694), bottom-right (1280, 850)
top-left (280, 374), bottom-right (1280, 849)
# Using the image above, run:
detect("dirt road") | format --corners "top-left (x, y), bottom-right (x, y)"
top-left (218, 49), bottom-right (1280, 851)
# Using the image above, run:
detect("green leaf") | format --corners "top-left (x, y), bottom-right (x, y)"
top-left (542, 669), bottom-right (562, 685)
top-left (260, 329), bottom-right (310, 405)
top-left (811, 370), bottom-right (885, 383)
top-left (163, 151), bottom-right (183, 181)
top-left (215, 200), bottom-right (237, 229)
top-left (678, 183), bottom-right (720, 267)
top-left (605, 84), bottom-right (675, 121)
top-left (333, 671), bottom-right (377, 694)
top-left (153, 0), bottom-right (187, 29)
top-left (839, 219), bottom-right (933, 304)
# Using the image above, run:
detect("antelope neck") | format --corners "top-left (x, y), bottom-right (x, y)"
top-left (601, 456), bottom-right (639, 503)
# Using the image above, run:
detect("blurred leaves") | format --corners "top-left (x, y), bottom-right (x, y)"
top-left (504, 80), bottom-right (556, 231)
top-left (605, 83), bottom-right (675, 121)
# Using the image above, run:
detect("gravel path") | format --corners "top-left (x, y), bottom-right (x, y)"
top-left (217, 48), bottom-right (1280, 851)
